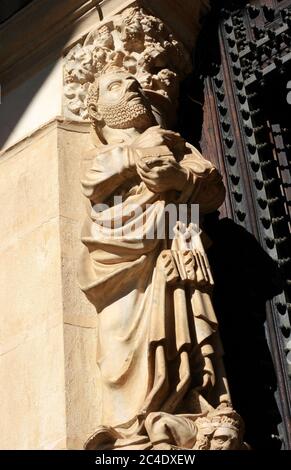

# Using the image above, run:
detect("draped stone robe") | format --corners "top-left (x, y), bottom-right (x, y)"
top-left (78, 134), bottom-right (228, 446)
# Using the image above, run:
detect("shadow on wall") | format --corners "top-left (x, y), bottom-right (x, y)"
top-left (0, 0), bottom-right (34, 24)
top-left (0, 61), bottom-right (60, 151)
top-left (204, 213), bottom-right (284, 450)
top-left (0, 0), bottom-right (86, 151)
top-left (0, 1), bottom-right (62, 150)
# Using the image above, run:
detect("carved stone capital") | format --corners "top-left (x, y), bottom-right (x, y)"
top-left (63, 1), bottom-right (210, 121)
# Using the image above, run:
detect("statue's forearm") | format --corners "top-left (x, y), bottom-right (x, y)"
top-left (179, 156), bottom-right (226, 214)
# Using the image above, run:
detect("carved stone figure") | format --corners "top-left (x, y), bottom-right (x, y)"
top-left (71, 5), bottom-right (246, 451)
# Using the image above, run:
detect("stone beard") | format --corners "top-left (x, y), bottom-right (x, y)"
top-left (98, 95), bottom-right (151, 129)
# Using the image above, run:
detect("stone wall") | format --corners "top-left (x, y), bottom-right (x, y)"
top-left (0, 120), bottom-right (100, 449)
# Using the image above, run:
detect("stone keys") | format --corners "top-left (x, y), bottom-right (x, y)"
top-left (158, 222), bottom-right (214, 290)
top-left (134, 143), bottom-right (214, 290)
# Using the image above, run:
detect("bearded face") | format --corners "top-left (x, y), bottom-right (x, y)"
top-left (98, 95), bottom-right (150, 129)
top-left (91, 71), bottom-right (154, 130)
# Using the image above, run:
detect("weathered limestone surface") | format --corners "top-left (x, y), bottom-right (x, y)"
top-left (0, 123), bottom-right (66, 449)
top-left (0, 120), bottom-right (100, 449)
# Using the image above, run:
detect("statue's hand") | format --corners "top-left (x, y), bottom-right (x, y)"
top-left (136, 154), bottom-right (188, 193)
top-left (133, 125), bottom-right (186, 153)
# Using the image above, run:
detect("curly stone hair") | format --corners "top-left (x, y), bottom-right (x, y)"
top-left (86, 81), bottom-right (99, 122)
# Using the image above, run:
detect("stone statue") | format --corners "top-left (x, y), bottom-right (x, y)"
top-left (70, 5), bottom-right (246, 451)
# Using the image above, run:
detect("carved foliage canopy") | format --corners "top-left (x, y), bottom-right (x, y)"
top-left (64, 7), bottom-right (192, 120)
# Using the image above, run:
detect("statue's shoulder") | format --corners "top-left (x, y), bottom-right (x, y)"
top-left (84, 143), bottom-right (127, 162)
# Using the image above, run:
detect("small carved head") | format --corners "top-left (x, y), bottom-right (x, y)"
top-left (195, 406), bottom-right (245, 450)
top-left (210, 422), bottom-right (241, 450)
